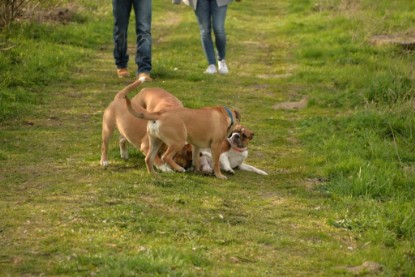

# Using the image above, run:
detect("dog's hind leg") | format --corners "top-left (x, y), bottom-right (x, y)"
top-left (100, 110), bottom-right (116, 167)
top-left (162, 144), bottom-right (186, 173)
top-left (145, 136), bottom-right (163, 173)
top-left (141, 136), bottom-right (172, 172)
top-left (119, 135), bottom-right (129, 160)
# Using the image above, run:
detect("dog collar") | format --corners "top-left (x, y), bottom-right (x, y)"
top-left (224, 106), bottom-right (234, 128)
top-left (232, 146), bottom-right (247, 152)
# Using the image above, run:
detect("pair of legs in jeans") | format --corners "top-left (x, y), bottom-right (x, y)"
top-left (195, 0), bottom-right (228, 74)
top-left (112, 0), bottom-right (152, 76)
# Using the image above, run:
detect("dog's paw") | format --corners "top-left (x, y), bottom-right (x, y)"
top-left (215, 173), bottom-right (228, 179)
top-left (100, 160), bottom-right (109, 168)
top-left (225, 169), bottom-right (235, 175)
top-left (176, 167), bottom-right (186, 173)
top-left (186, 166), bottom-right (195, 172)
top-left (120, 150), bottom-right (129, 160)
top-left (201, 169), bottom-right (213, 176)
top-left (157, 164), bottom-right (174, 173)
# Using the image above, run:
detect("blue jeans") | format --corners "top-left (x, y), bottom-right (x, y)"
top-left (113, 0), bottom-right (152, 74)
top-left (195, 0), bottom-right (228, 65)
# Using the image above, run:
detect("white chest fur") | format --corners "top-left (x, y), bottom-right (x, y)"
top-left (221, 148), bottom-right (248, 169)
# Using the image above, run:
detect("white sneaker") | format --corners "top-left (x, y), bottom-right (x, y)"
top-left (204, 64), bottom-right (217, 74)
top-left (218, 59), bottom-right (229, 74)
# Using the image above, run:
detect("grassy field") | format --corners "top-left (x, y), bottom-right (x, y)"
top-left (1, 0), bottom-right (415, 275)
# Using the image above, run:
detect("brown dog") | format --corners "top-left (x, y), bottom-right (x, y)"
top-left (100, 78), bottom-right (190, 171)
top-left (200, 125), bottom-right (268, 175)
top-left (122, 90), bottom-right (240, 179)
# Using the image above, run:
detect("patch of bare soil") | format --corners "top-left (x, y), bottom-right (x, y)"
top-left (370, 31), bottom-right (415, 50)
top-left (337, 261), bottom-right (383, 275)
top-left (313, 0), bottom-right (360, 12)
top-left (257, 73), bottom-right (292, 79)
top-left (272, 98), bottom-right (308, 110)
top-left (18, 4), bottom-right (79, 24)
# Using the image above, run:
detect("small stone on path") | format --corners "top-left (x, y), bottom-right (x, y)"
top-left (370, 32), bottom-right (415, 50)
top-left (272, 98), bottom-right (308, 110)
top-left (338, 261), bottom-right (383, 275)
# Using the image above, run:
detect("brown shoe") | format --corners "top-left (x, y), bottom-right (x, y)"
top-left (117, 68), bottom-right (130, 78)
top-left (137, 72), bottom-right (153, 82)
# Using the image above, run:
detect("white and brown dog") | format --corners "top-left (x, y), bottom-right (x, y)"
top-left (122, 89), bottom-right (240, 179)
top-left (100, 78), bottom-right (192, 171)
top-left (200, 124), bottom-right (268, 175)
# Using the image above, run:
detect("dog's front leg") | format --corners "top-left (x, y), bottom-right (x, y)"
top-left (145, 137), bottom-right (163, 174)
top-left (238, 163), bottom-right (268, 175)
top-left (219, 153), bottom-right (235, 174)
top-left (211, 143), bottom-right (227, 179)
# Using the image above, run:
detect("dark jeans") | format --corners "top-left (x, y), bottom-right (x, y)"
top-left (113, 0), bottom-right (152, 74)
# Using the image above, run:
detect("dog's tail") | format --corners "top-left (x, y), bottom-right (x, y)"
top-left (115, 77), bottom-right (146, 101)
top-left (115, 78), bottom-right (161, 121)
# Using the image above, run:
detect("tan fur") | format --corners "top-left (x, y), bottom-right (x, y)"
top-left (100, 78), bottom-right (184, 170)
top-left (123, 89), bottom-right (240, 179)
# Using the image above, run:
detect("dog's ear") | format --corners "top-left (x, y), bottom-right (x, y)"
top-left (185, 144), bottom-right (193, 160)
top-left (233, 124), bottom-right (242, 132)
top-left (175, 144), bottom-right (193, 170)
top-left (241, 127), bottom-right (254, 140)
top-left (234, 110), bottom-right (241, 122)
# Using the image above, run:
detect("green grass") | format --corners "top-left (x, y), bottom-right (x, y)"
top-left (1, 0), bottom-right (415, 275)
